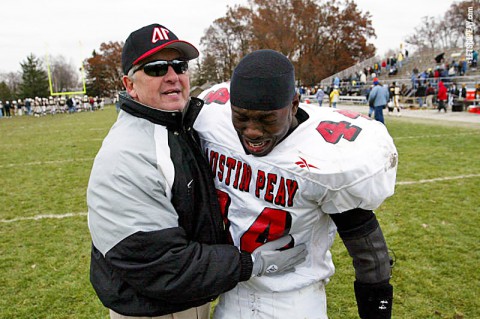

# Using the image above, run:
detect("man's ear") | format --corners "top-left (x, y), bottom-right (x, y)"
top-left (122, 75), bottom-right (137, 98)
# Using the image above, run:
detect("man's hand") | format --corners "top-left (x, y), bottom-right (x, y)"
top-left (251, 235), bottom-right (307, 277)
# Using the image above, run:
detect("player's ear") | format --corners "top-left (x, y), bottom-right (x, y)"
top-left (291, 93), bottom-right (300, 115)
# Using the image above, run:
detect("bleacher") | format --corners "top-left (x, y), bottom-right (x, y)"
top-left (317, 47), bottom-right (480, 111)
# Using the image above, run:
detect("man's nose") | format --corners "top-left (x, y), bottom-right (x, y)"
top-left (241, 122), bottom-right (263, 139)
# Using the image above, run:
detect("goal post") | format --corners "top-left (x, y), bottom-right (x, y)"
top-left (45, 43), bottom-right (87, 96)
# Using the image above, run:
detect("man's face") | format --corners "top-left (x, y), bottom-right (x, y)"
top-left (122, 49), bottom-right (190, 111)
top-left (231, 101), bottom-right (298, 157)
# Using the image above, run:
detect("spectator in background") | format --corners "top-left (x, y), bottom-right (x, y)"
top-left (114, 93), bottom-right (121, 113)
top-left (333, 76), bottom-right (340, 87)
top-left (4, 100), bottom-right (11, 117)
top-left (440, 68), bottom-right (449, 83)
top-left (425, 83), bottom-right (436, 109)
top-left (416, 84), bottom-right (426, 109)
top-left (460, 58), bottom-right (468, 75)
top-left (0, 100), bottom-right (3, 118)
top-left (12, 100), bottom-right (18, 116)
top-left (17, 99), bottom-right (24, 116)
top-left (427, 68), bottom-right (434, 79)
top-left (411, 72), bottom-right (418, 89)
top-left (368, 78), bottom-right (390, 124)
top-left (437, 81), bottom-right (448, 112)
top-left (66, 97), bottom-right (74, 113)
top-left (397, 51), bottom-right (404, 69)
top-left (419, 70), bottom-right (427, 85)
top-left (392, 82), bottom-right (401, 115)
top-left (472, 50), bottom-right (478, 69)
top-left (387, 83), bottom-right (395, 114)
top-left (329, 86), bottom-right (340, 108)
top-left (315, 87), bottom-right (325, 106)
top-left (448, 83), bottom-right (459, 108)
top-left (360, 71), bottom-right (367, 85)
top-left (25, 98), bottom-right (32, 115)
top-left (367, 87), bottom-right (375, 118)
top-left (460, 84), bottom-right (467, 100)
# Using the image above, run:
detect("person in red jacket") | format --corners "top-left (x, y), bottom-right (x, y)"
top-left (437, 81), bottom-right (448, 112)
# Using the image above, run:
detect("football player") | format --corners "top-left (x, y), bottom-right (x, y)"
top-left (195, 49), bottom-right (397, 319)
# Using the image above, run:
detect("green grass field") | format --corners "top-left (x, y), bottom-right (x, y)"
top-left (1, 106), bottom-right (479, 319)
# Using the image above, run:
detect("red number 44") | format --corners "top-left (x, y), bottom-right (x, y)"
top-left (316, 120), bottom-right (362, 144)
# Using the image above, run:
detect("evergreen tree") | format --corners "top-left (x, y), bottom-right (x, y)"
top-left (0, 81), bottom-right (13, 101)
top-left (19, 54), bottom-right (49, 98)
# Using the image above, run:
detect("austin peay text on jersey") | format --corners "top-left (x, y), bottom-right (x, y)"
top-left (206, 149), bottom-right (299, 207)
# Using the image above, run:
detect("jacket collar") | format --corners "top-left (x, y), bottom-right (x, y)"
top-left (119, 91), bottom-right (204, 131)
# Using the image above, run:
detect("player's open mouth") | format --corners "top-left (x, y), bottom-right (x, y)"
top-left (244, 139), bottom-right (271, 154)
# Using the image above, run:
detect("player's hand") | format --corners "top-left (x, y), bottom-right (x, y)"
top-left (251, 235), bottom-right (307, 277)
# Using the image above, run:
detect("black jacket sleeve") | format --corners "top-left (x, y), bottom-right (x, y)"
top-left (105, 227), bottom-right (252, 303)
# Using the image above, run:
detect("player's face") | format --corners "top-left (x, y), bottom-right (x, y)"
top-left (231, 101), bottom-right (298, 157)
top-left (122, 49), bottom-right (190, 111)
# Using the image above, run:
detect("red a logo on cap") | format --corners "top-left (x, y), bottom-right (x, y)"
top-left (152, 27), bottom-right (170, 43)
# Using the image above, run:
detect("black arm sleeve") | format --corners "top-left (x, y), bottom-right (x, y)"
top-left (330, 208), bottom-right (375, 236)
top-left (331, 208), bottom-right (393, 319)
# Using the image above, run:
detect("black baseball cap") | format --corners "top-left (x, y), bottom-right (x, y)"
top-left (122, 23), bottom-right (199, 75)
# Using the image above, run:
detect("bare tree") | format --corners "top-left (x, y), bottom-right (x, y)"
top-left (405, 1), bottom-right (478, 51)
top-left (405, 16), bottom-right (440, 50)
top-left (48, 55), bottom-right (79, 93)
top-left (200, 5), bottom-right (252, 82)
top-left (444, 0), bottom-right (480, 47)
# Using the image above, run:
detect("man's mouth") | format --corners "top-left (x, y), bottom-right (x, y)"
top-left (163, 89), bottom-right (180, 96)
top-left (244, 139), bottom-right (271, 154)
top-left (246, 140), bottom-right (266, 148)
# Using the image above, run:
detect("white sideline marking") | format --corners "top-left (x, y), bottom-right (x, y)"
top-left (397, 174), bottom-right (480, 185)
top-left (1, 212), bottom-right (87, 223)
top-left (0, 138), bottom-right (104, 149)
top-left (0, 158), bottom-right (94, 168)
top-left (2, 175), bottom-right (479, 224)
top-left (394, 132), bottom-right (478, 140)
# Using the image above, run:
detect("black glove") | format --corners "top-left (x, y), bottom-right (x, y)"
top-left (354, 280), bottom-right (393, 319)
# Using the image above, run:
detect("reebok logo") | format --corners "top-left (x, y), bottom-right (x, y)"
top-left (265, 264), bottom-right (278, 273)
top-left (379, 300), bottom-right (389, 310)
top-left (295, 157), bottom-right (318, 170)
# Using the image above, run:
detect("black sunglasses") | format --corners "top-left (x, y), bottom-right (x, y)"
top-left (134, 59), bottom-right (189, 77)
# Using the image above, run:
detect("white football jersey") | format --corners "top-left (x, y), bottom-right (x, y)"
top-left (194, 82), bottom-right (398, 292)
